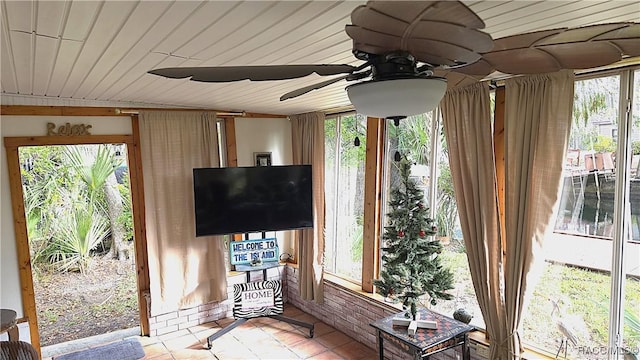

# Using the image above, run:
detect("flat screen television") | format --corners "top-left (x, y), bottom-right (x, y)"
top-left (193, 165), bottom-right (313, 236)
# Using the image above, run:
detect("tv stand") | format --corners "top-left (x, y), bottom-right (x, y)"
top-left (206, 262), bottom-right (314, 349)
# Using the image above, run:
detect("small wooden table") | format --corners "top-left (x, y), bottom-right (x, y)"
top-left (0, 309), bottom-right (19, 340)
top-left (371, 308), bottom-right (474, 360)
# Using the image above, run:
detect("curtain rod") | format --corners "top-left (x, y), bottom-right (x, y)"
top-left (115, 108), bottom-right (246, 116)
top-left (324, 108), bottom-right (356, 117)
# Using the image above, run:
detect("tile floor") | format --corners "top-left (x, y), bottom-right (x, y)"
top-left (46, 305), bottom-right (378, 360)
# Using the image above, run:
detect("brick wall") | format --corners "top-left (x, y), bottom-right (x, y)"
top-left (285, 266), bottom-right (485, 360)
top-left (146, 265), bottom-right (286, 337)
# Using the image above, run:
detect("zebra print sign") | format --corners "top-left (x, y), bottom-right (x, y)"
top-left (233, 280), bottom-right (284, 319)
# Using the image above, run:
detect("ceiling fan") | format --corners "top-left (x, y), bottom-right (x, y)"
top-left (148, 1), bottom-right (640, 119)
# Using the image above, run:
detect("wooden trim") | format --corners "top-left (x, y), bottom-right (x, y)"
top-left (361, 117), bottom-right (384, 293)
top-left (3, 132), bottom-right (151, 353)
top-left (129, 115), bottom-right (151, 336)
top-left (5, 145), bottom-right (40, 353)
top-left (222, 117), bottom-right (244, 242)
top-left (0, 106), bottom-right (121, 116)
top-left (240, 112), bottom-right (287, 118)
top-left (0, 105), bottom-right (287, 118)
top-left (494, 87), bottom-right (506, 255)
top-left (223, 117), bottom-right (238, 167)
top-left (4, 135), bottom-right (133, 147)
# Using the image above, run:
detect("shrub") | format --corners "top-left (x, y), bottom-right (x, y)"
top-left (48, 203), bottom-right (110, 274)
top-left (593, 135), bottom-right (616, 153)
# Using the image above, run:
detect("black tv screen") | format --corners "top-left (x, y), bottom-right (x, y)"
top-left (193, 165), bottom-right (313, 236)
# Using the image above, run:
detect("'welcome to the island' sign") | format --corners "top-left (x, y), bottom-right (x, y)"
top-left (230, 238), bottom-right (279, 265)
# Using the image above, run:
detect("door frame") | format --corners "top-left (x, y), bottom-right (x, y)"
top-left (4, 130), bottom-right (150, 354)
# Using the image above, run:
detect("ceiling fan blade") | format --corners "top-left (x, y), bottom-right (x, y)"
top-left (148, 64), bottom-right (357, 82)
top-left (481, 23), bottom-right (640, 75)
top-left (433, 69), bottom-right (484, 90)
top-left (351, 1), bottom-right (485, 31)
top-left (347, 1), bottom-right (492, 66)
top-left (446, 59), bottom-right (494, 78)
top-left (280, 75), bottom-right (350, 101)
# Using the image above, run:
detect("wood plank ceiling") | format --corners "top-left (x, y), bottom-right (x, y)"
top-left (1, 1), bottom-right (639, 116)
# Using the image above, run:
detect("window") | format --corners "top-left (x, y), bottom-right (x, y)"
top-left (324, 113), bottom-right (367, 282)
top-left (381, 112), bottom-right (483, 328)
top-left (323, 68), bottom-right (638, 358)
top-left (521, 70), bottom-right (640, 358)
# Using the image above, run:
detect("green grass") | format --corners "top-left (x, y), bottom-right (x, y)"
top-left (42, 309), bottom-right (58, 323)
top-left (435, 250), bottom-right (640, 357)
top-left (524, 263), bottom-right (639, 357)
top-left (90, 270), bottom-right (138, 316)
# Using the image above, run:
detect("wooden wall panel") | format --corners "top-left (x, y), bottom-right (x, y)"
top-left (361, 117), bottom-right (384, 293)
top-left (129, 115), bottom-right (151, 336)
top-left (4, 144), bottom-right (40, 353)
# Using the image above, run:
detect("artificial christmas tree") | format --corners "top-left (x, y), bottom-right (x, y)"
top-left (374, 158), bottom-right (454, 330)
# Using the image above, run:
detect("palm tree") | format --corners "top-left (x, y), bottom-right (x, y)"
top-left (49, 189), bottom-right (111, 274)
top-left (65, 145), bottom-right (128, 260)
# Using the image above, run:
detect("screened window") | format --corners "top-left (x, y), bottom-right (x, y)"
top-left (521, 71), bottom-right (640, 358)
top-left (324, 113), bottom-right (367, 282)
top-left (323, 68), bottom-right (639, 358)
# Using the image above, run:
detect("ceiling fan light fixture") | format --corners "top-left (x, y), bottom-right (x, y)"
top-left (346, 78), bottom-right (447, 118)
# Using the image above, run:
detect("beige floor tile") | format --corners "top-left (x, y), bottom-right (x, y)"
top-left (291, 313), bottom-right (319, 324)
top-left (315, 331), bottom-right (352, 349)
top-left (207, 334), bottom-right (246, 353)
top-left (170, 348), bottom-right (217, 359)
top-left (144, 353), bottom-right (175, 360)
top-left (283, 307), bottom-right (304, 317)
top-left (162, 333), bottom-right (202, 351)
top-left (213, 347), bottom-right (260, 360)
top-left (254, 343), bottom-right (301, 359)
top-left (142, 342), bottom-right (171, 358)
top-left (157, 329), bottom-right (192, 342)
top-left (311, 322), bottom-right (335, 338)
top-left (306, 350), bottom-right (346, 360)
top-left (289, 338), bottom-right (329, 358)
top-left (332, 341), bottom-right (372, 360)
top-left (271, 328), bottom-right (309, 347)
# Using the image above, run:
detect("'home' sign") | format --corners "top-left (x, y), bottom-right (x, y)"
top-left (230, 238), bottom-right (279, 265)
top-left (233, 280), bottom-right (284, 319)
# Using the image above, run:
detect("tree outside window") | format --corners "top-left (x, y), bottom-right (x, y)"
top-left (324, 114), bottom-right (367, 282)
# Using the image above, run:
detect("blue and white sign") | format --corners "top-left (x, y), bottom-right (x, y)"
top-left (230, 238), bottom-right (279, 265)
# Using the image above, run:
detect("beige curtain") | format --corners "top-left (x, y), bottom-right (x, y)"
top-left (290, 112), bottom-right (325, 303)
top-left (139, 111), bottom-right (228, 315)
top-left (441, 82), bottom-right (508, 359)
top-left (503, 70), bottom-right (575, 357)
top-left (442, 71), bottom-right (574, 359)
